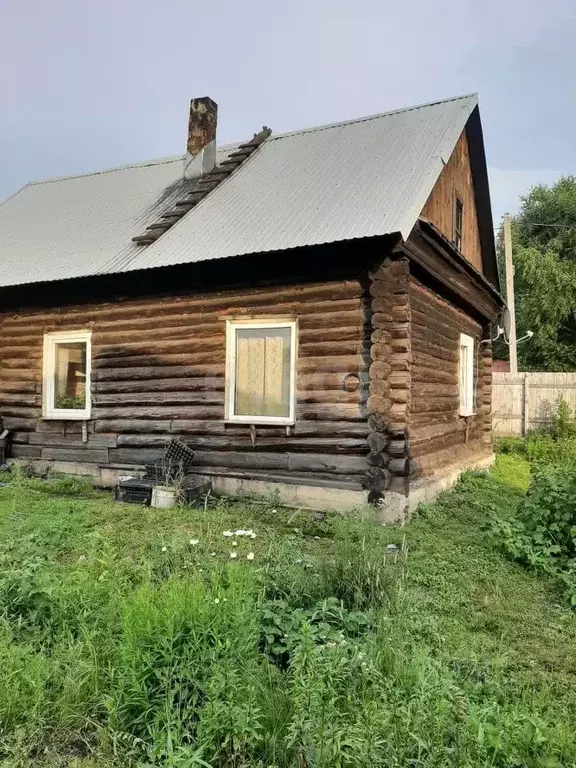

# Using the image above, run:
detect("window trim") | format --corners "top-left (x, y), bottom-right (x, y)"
top-left (454, 193), bottom-right (463, 252)
top-left (458, 332), bottom-right (475, 417)
top-left (225, 319), bottom-right (297, 425)
top-left (42, 330), bottom-right (92, 420)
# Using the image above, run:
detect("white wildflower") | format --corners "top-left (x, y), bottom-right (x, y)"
top-left (211, 552), bottom-right (216, 557)
top-left (161, 546), bottom-right (167, 552)
top-left (250, 532), bottom-right (257, 539)
top-left (189, 539), bottom-right (199, 546)
top-left (232, 541), bottom-right (237, 547)
top-left (230, 552), bottom-right (237, 559)
top-left (223, 597), bottom-right (228, 603)
top-left (235, 529), bottom-right (246, 536)
top-left (214, 598), bottom-right (220, 605)
top-left (246, 552), bottom-right (255, 561)
top-left (245, 529), bottom-right (254, 537)
top-left (272, 508), bottom-right (278, 513)
top-left (223, 531), bottom-right (233, 537)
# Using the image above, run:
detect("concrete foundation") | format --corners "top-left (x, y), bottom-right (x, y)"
top-left (9, 451), bottom-right (495, 521)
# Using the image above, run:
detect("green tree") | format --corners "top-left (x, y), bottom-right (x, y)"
top-left (496, 176), bottom-right (576, 371)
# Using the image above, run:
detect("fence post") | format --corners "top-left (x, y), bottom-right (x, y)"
top-left (522, 373), bottom-right (529, 436)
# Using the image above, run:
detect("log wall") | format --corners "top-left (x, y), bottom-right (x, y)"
top-left (367, 256), bottom-right (411, 502)
top-left (420, 131), bottom-right (483, 273)
top-left (408, 277), bottom-right (492, 477)
top-left (0, 279), bottom-right (372, 490)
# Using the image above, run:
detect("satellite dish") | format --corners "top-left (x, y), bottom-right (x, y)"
top-left (502, 307), bottom-right (512, 341)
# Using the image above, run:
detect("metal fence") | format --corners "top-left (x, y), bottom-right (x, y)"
top-left (492, 372), bottom-right (576, 436)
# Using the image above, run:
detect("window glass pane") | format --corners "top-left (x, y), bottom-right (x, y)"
top-left (53, 342), bottom-right (87, 410)
top-left (235, 327), bottom-right (292, 418)
top-left (459, 344), bottom-right (468, 411)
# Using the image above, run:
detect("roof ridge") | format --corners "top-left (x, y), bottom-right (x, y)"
top-left (269, 93), bottom-right (478, 141)
top-left (21, 143), bottom-right (242, 188)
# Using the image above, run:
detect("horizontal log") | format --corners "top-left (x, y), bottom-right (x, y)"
top-left (2, 282), bottom-right (365, 328)
top-left (370, 343), bottom-right (389, 361)
top-left (92, 365), bottom-right (225, 381)
top-left (371, 329), bottom-right (391, 345)
top-left (367, 451), bottom-right (388, 467)
top-left (388, 439), bottom-right (408, 457)
top-left (411, 367), bottom-right (458, 385)
top-left (10, 445), bottom-right (42, 459)
top-left (411, 337), bottom-right (457, 364)
top-left (288, 452), bottom-right (366, 475)
top-left (369, 380), bottom-right (390, 397)
top-left (0, 393), bottom-right (40, 406)
top-left (28, 433), bottom-right (118, 448)
top-left (0, 405), bottom-right (41, 418)
top-left (366, 466), bottom-right (391, 488)
top-left (372, 311), bottom-right (393, 328)
top-left (390, 353), bottom-right (410, 371)
top-left (93, 334), bottom-right (224, 355)
top-left (95, 419), bottom-right (172, 434)
top-left (366, 432), bottom-right (388, 452)
top-left (94, 377), bottom-right (225, 394)
top-left (193, 466), bottom-right (364, 491)
top-left (93, 406), bottom-right (224, 420)
top-left (389, 457), bottom-right (409, 476)
top-left (296, 390), bottom-right (366, 405)
top-left (367, 395), bottom-right (391, 414)
top-left (369, 361), bottom-right (391, 380)
top-left (370, 299), bottom-right (392, 317)
top-left (41, 447), bottom-right (110, 464)
top-left (411, 419), bottom-right (463, 443)
top-left (297, 356), bottom-right (369, 374)
top-left (0, 381), bottom-right (38, 394)
top-left (412, 396), bottom-right (459, 414)
top-left (367, 413), bottom-right (387, 432)
top-left (297, 403), bottom-right (367, 421)
top-left (93, 351), bottom-right (219, 368)
top-left (389, 371), bottom-right (410, 389)
top-left (92, 391), bottom-right (224, 406)
top-left (108, 448), bottom-right (163, 465)
top-left (411, 350), bottom-right (458, 373)
top-left (0, 369), bottom-right (38, 381)
top-left (117, 434), bottom-right (368, 453)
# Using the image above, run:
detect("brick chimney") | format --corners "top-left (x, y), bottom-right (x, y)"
top-left (184, 97), bottom-right (218, 179)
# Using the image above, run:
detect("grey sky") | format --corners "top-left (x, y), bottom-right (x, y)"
top-left (1, 0), bottom-right (575, 223)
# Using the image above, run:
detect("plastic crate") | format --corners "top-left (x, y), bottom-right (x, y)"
top-left (144, 439), bottom-right (195, 484)
top-left (180, 475), bottom-right (212, 505)
top-left (115, 478), bottom-right (153, 506)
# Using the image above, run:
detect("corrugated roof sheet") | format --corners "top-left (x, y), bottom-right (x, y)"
top-left (0, 94), bottom-right (478, 288)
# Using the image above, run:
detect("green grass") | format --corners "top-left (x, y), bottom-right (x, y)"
top-left (0, 458), bottom-right (575, 767)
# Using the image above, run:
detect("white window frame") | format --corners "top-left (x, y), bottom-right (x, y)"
top-left (225, 319), bottom-right (297, 425)
top-left (458, 332), bottom-right (475, 417)
top-left (42, 330), bottom-right (92, 420)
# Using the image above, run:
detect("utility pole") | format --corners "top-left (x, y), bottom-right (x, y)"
top-left (503, 213), bottom-right (518, 375)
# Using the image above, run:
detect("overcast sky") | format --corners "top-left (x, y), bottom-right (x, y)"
top-left (1, 0), bottom-right (575, 223)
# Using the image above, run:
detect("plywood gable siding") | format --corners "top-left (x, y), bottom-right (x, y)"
top-left (420, 130), bottom-right (483, 273)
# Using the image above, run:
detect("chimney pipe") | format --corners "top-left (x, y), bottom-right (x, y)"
top-left (184, 97), bottom-right (217, 179)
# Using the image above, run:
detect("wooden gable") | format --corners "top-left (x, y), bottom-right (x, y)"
top-left (420, 130), bottom-right (483, 273)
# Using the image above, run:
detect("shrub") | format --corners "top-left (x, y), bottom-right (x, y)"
top-left (491, 467), bottom-right (576, 604)
top-left (551, 395), bottom-right (576, 439)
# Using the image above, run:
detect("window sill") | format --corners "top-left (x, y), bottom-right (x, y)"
top-left (43, 412), bottom-right (91, 421)
top-left (459, 411), bottom-right (476, 418)
top-left (224, 419), bottom-right (295, 427)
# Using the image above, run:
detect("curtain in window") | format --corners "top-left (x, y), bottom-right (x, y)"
top-left (235, 328), bottom-right (291, 417)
